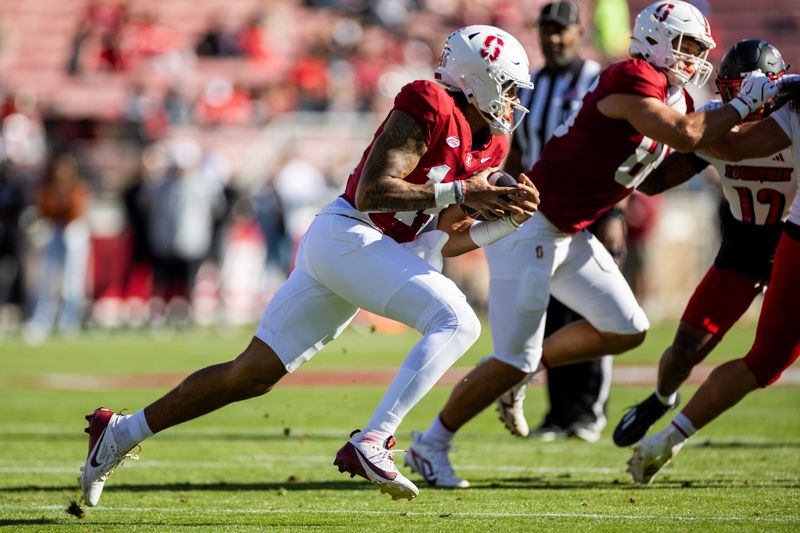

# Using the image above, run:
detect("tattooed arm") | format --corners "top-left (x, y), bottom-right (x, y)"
top-left (354, 109), bottom-right (527, 217)
top-left (354, 110), bottom-right (433, 212)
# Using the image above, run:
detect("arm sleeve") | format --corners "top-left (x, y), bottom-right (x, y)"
top-left (393, 81), bottom-right (445, 147)
top-left (684, 151), bottom-right (711, 173)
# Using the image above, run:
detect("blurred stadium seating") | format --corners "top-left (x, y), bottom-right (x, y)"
top-left (0, 0), bottom-right (796, 336)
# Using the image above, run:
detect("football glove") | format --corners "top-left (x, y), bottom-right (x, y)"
top-left (730, 69), bottom-right (780, 119)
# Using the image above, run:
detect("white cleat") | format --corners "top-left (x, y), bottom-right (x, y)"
top-left (405, 431), bottom-right (470, 488)
top-left (529, 423), bottom-right (568, 442)
top-left (334, 430), bottom-right (419, 501)
top-left (627, 430), bottom-right (685, 484)
top-left (79, 408), bottom-right (139, 507)
top-left (496, 382), bottom-right (530, 438)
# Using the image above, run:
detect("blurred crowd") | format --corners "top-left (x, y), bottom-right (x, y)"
top-left (0, 0), bottom-right (682, 341)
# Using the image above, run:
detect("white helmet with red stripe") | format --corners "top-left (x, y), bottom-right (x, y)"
top-left (436, 25), bottom-right (534, 135)
top-left (630, 1), bottom-right (716, 88)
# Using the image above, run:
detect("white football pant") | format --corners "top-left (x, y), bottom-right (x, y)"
top-left (484, 213), bottom-right (649, 373)
top-left (256, 208), bottom-right (481, 436)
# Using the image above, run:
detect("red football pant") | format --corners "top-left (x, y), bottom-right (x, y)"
top-left (743, 232), bottom-right (800, 387)
top-left (681, 265), bottom-right (764, 337)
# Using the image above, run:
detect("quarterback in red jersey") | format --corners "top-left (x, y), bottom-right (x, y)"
top-left (406, 0), bottom-right (781, 489)
top-left (77, 25), bottom-right (539, 505)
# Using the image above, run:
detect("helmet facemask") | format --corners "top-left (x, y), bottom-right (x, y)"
top-left (666, 34), bottom-right (713, 87)
top-left (463, 64), bottom-right (534, 135)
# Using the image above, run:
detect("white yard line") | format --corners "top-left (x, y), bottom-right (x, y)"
top-left (0, 504), bottom-right (796, 523)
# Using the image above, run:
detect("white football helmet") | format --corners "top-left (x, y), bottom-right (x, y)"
top-left (436, 25), bottom-right (534, 135)
top-left (630, 1), bottom-right (716, 88)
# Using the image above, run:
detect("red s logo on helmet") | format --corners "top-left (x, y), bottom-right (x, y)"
top-left (655, 3), bottom-right (675, 22)
top-left (480, 35), bottom-right (505, 62)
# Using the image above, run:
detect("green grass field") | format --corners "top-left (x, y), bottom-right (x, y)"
top-left (1, 321), bottom-right (799, 531)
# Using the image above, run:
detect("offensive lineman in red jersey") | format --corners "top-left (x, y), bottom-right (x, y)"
top-left (77, 25), bottom-right (539, 504)
top-left (406, 0), bottom-right (781, 489)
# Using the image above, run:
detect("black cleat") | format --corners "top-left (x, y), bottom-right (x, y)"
top-left (613, 392), bottom-right (679, 447)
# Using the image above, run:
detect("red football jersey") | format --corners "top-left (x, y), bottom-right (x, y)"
top-left (341, 80), bottom-right (509, 243)
top-left (533, 58), bottom-right (694, 233)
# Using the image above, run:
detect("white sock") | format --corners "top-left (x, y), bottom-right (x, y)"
top-left (666, 412), bottom-right (696, 444)
top-left (112, 409), bottom-right (154, 451)
top-left (420, 415), bottom-right (455, 449)
top-left (654, 388), bottom-right (678, 406)
top-left (353, 430), bottom-right (392, 446)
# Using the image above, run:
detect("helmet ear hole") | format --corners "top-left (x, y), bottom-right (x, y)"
top-left (646, 37), bottom-right (658, 46)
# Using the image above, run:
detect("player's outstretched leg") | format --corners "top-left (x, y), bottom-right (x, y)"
top-left (334, 430), bottom-right (419, 500)
top-left (78, 337), bottom-right (288, 506)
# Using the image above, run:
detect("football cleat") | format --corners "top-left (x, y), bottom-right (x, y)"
top-left (79, 408), bottom-right (139, 507)
top-left (334, 430), bottom-right (419, 501)
top-left (405, 430), bottom-right (470, 488)
top-left (627, 429), bottom-right (685, 484)
top-left (567, 421), bottom-right (603, 443)
top-left (528, 423), bottom-right (568, 442)
top-left (496, 382), bottom-right (529, 438)
top-left (613, 392), bottom-right (680, 447)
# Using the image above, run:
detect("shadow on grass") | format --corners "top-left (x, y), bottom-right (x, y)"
top-left (689, 439), bottom-right (800, 450)
top-left (0, 432), bottom-right (348, 443)
top-left (0, 519), bottom-right (61, 526)
top-left (4, 476), bottom-right (800, 494)
top-left (0, 480), bottom-right (378, 494)
top-left (477, 476), bottom-right (800, 490)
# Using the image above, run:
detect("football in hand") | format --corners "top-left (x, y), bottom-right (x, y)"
top-left (459, 170), bottom-right (519, 221)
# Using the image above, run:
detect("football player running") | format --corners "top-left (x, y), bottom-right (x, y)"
top-left (628, 78), bottom-right (800, 484)
top-left (78, 25), bottom-right (539, 505)
top-left (613, 39), bottom-right (795, 448)
top-left (405, 0), bottom-right (781, 489)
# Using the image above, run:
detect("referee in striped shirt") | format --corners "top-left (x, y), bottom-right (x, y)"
top-left (501, 1), bottom-right (625, 443)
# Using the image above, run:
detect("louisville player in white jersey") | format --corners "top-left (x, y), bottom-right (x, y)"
top-left (628, 78), bottom-right (800, 483)
top-left (77, 25), bottom-right (539, 504)
top-left (405, 0), bottom-right (781, 489)
top-left (613, 39), bottom-right (796, 448)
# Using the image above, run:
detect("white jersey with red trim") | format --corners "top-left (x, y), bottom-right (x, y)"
top-left (770, 103), bottom-right (800, 226)
top-left (532, 58), bottom-right (693, 234)
top-left (698, 100), bottom-right (796, 225)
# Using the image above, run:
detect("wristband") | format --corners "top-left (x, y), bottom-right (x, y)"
top-left (454, 180), bottom-right (465, 205)
top-left (469, 216), bottom-right (521, 247)
top-left (728, 97), bottom-right (751, 120)
top-left (433, 183), bottom-right (456, 207)
top-left (434, 181), bottom-right (466, 207)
